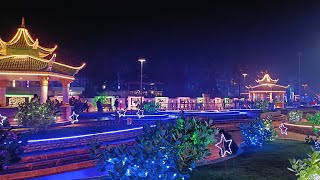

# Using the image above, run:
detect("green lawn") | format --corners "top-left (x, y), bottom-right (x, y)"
top-left (192, 140), bottom-right (311, 180)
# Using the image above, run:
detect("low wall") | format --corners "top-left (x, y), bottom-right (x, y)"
top-left (260, 110), bottom-right (281, 119)
top-left (25, 128), bottom-right (143, 153)
top-left (285, 123), bottom-right (319, 136)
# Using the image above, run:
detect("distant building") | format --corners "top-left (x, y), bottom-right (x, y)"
top-left (97, 81), bottom-right (164, 98)
top-left (246, 74), bottom-right (289, 108)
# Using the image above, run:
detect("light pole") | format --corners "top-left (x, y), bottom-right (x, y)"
top-left (302, 83), bottom-right (307, 101)
top-left (138, 58), bottom-right (146, 106)
top-left (242, 73), bottom-right (247, 93)
top-left (298, 51), bottom-right (302, 103)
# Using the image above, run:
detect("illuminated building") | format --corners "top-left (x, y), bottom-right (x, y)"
top-left (246, 74), bottom-right (289, 108)
top-left (0, 18), bottom-right (85, 119)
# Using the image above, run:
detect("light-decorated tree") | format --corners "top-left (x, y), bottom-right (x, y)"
top-left (90, 118), bottom-right (218, 179)
top-left (14, 101), bottom-right (60, 132)
top-left (240, 116), bottom-right (278, 147)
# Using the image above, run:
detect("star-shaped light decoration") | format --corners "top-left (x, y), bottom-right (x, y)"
top-left (0, 114), bottom-right (7, 126)
top-left (136, 109), bottom-right (144, 119)
top-left (279, 123), bottom-right (288, 135)
top-left (69, 111), bottom-right (79, 124)
top-left (215, 133), bottom-right (233, 157)
top-left (117, 109), bottom-right (127, 117)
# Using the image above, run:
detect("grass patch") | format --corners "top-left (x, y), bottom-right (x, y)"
top-left (192, 140), bottom-right (311, 180)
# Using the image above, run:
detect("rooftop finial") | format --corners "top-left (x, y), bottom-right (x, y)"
top-left (21, 17), bottom-right (25, 28)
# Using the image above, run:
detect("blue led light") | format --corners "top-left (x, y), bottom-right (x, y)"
top-left (27, 124), bottom-right (157, 143)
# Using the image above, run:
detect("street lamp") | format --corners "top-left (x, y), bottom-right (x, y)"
top-left (242, 73), bottom-right (248, 93)
top-left (138, 58), bottom-right (146, 106)
top-left (302, 83), bottom-right (307, 89)
top-left (301, 83), bottom-right (307, 102)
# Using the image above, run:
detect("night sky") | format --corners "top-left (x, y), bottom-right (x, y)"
top-left (1, 1), bottom-right (320, 95)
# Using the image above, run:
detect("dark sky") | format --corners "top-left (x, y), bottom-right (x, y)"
top-left (1, 1), bottom-right (320, 94)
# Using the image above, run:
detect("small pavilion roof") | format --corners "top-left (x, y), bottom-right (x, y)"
top-left (0, 55), bottom-right (85, 76)
top-left (0, 18), bottom-right (85, 80)
top-left (246, 84), bottom-right (289, 92)
top-left (256, 74), bottom-right (278, 84)
top-left (0, 18), bottom-right (57, 58)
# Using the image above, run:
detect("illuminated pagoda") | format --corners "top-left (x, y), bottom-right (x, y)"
top-left (0, 18), bottom-right (85, 119)
top-left (246, 73), bottom-right (289, 108)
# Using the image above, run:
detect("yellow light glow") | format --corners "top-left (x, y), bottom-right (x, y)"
top-left (54, 61), bottom-right (86, 70)
top-left (0, 19), bottom-right (85, 78)
top-left (255, 74), bottom-right (278, 84)
top-left (246, 84), bottom-right (289, 89)
top-left (0, 54), bottom-right (85, 70)
top-left (4, 24), bottom-right (57, 57)
top-left (2, 55), bottom-right (50, 63)
top-left (0, 71), bottom-right (75, 80)
top-left (249, 90), bottom-right (286, 93)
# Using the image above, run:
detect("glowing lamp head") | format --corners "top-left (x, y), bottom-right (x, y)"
top-left (138, 58), bottom-right (146, 63)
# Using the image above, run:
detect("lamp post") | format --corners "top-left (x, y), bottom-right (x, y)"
top-left (138, 58), bottom-right (146, 106)
top-left (302, 83), bottom-right (307, 101)
top-left (302, 83), bottom-right (307, 90)
top-left (242, 73), bottom-right (248, 93)
top-left (298, 51), bottom-right (302, 103)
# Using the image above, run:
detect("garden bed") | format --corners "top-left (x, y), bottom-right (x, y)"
top-left (192, 140), bottom-right (311, 179)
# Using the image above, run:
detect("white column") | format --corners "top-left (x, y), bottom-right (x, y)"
top-left (0, 80), bottom-right (6, 107)
top-left (60, 79), bottom-right (72, 105)
top-left (269, 92), bottom-right (273, 103)
top-left (39, 76), bottom-right (49, 104)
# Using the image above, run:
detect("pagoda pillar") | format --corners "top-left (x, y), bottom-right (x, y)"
top-left (59, 79), bottom-right (73, 121)
top-left (269, 92), bottom-right (273, 103)
top-left (0, 80), bottom-right (7, 107)
top-left (60, 79), bottom-right (73, 105)
top-left (39, 76), bottom-right (49, 104)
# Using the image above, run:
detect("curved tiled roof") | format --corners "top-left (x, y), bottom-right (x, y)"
top-left (0, 56), bottom-right (48, 71)
top-left (3, 28), bottom-right (57, 58)
top-left (51, 63), bottom-right (79, 76)
top-left (0, 55), bottom-right (83, 76)
top-left (0, 19), bottom-right (85, 77)
top-left (247, 84), bottom-right (288, 91)
top-left (256, 74), bottom-right (278, 84)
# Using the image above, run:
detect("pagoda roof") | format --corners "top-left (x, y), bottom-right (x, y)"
top-left (256, 74), bottom-right (278, 84)
top-left (247, 84), bottom-right (289, 92)
top-left (0, 18), bottom-right (85, 80)
top-left (0, 55), bottom-right (85, 77)
top-left (0, 18), bottom-right (57, 58)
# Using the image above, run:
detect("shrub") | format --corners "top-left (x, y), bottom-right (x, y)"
top-left (172, 118), bottom-right (218, 174)
top-left (0, 127), bottom-right (27, 171)
top-left (306, 112), bottom-right (320, 125)
top-left (14, 101), bottom-right (60, 132)
top-left (255, 100), bottom-right (270, 112)
top-left (240, 117), bottom-right (278, 147)
top-left (288, 110), bottom-right (303, 123)
top-left (90, 118), bottom-right (218, 179)
top-left (288, 150), bottom-right (320, 180)
top-left (142, 101), bottom-right (160, 113)
top-left (306, 112), bottom-right (320, 137)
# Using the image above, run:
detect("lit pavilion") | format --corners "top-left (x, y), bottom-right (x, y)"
top-left (0, 18), bottom-right (85, 119)
top-left (246, 73), bottom-right (289, 108)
